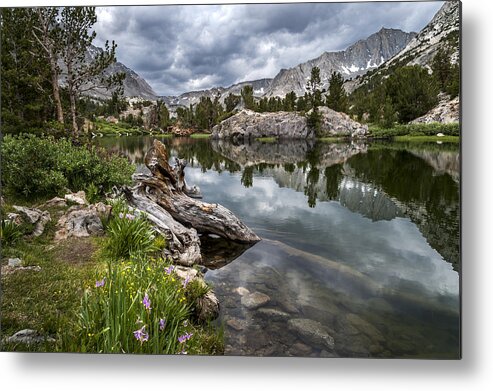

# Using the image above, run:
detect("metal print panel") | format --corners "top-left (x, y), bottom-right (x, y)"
top-left (0, 1), bottom-right (461, 358)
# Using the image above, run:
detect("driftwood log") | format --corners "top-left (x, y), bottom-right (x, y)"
top-left (123, 139), bottom-right (260, 266)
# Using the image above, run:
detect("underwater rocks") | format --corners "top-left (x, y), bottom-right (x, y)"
top-left (287, 318), bottom-right (335, 351)
top-left (240, 291), bottom-right (271, 309)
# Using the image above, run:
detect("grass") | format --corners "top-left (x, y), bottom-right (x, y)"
top-left (1, 197), bottom-right (223, 354)
top-left (255, 137), bottom-right (277, 142)
top-left (1, 233), bottom-right (101, 352)
top-left (368, 122), bottom-right (460, 139)
top-left (394, 135), bottom-right (459, 143)
top-left (190, 133), bottom-right (212, 139)
top-left (93, 119), bottom-right (143, 136)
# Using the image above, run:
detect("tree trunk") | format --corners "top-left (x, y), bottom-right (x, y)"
top-left (124, 139), bottom-right (260, 266)
top-left (50, 59), bottom-right (64, 124)
top-left (69, 90), bottom-right (78, 136)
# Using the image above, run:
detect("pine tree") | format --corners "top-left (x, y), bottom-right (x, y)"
top-left (224, 93), bottom-right (240, 112)
top-left (385, 65), bottom-right (438, 123)
top-left (32, 7), bottom-right (65, 124)
top-left (326, 71), bottom-right (349, 113)
top-left (305, 67), bottom-right (323, 134)
top-left (57, 7), bottom-right (125, 135)
top-left (283, 92), bottom-right (297, 111)
top-left (241, 85), bottom-right (255, 110)
top-left (1, 8), bottom-right (54, 132)
top-left (306, 67), bottom-right (322, 107)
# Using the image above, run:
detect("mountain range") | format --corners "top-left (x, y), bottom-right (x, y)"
top-left (84, 1), bottom-right (459, 108)
top-left (346, 1), bottom-right (460, 93)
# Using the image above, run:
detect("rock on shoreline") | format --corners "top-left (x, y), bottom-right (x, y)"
top-left (211, 109), bottom-right (367, 140)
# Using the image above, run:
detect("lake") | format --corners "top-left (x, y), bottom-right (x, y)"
top-left (97, 135), bottom-right (460, 358)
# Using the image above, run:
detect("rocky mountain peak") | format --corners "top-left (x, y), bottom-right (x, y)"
top-left (263, 27), bottom-right (416, 97)
top-left (71, 45), bottom-right (158, 100)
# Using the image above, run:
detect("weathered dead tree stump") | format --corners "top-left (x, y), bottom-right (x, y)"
top-left (124, 139), bottom-right (260, 266)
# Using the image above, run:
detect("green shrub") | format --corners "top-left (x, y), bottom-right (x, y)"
top-left (85, 183), bottom-right (100, 204)
top-left (104, 206), bottom-right (158, 260)
top-left (66, 257), bottom-right (222, 354)
top-left (1, 134), bottom-right (135, 199)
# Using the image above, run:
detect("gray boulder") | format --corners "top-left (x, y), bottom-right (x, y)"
top-left (211, 108), bottom-right (367, 140)
top-left (12, 205), bottom-right (51, 237)
top-left (3, 329), bottom-right (55, 345)
top-left (411, 96), bottom-right (459, 124)
top-left (212, 109), bottom-right (311, 140)
top-left (317, 106), bottom-right (368, 137)
top-left (64, 190), bottom-right (88, 205)
top-left (54, 203), bottom-right (110, 240)
top-left (8, 258), bottom-right (22, 267)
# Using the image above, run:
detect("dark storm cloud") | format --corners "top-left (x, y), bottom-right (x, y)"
top-left (93, 2), bottom-right (444, 96)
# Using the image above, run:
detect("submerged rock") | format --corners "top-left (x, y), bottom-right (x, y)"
top-left (345, 313), bottom-right (385, 343)
top-left (257, 308), bottom-right (290, 322)
top-left (288, 342), bottom-right (313, 356)
top-left (240, 291), bottom-right (271, 309)
top-left (288, 318), bottom-right (335, 350)
top-left (234, 287), bottom-right (250, 296)
top-left (226, 317), bottom-right (248, 331)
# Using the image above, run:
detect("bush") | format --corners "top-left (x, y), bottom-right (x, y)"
top-left (66, 257), bottom-right (222, 354)
top-left (104, 203), bottom-right (158, 260)
top-left (1, 134), bottom-right (135, 199)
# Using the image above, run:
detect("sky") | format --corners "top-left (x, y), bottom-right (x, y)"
top-left (93, 1), bottom-right (445, 96)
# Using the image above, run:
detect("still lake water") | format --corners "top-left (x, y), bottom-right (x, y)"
top-left (97, 136), bottom-right (460, 358)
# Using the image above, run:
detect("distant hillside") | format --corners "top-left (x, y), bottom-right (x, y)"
top-left (59, 45), bottom-right (158, 100)
top-left (161, 79), bottom-right (272, 110)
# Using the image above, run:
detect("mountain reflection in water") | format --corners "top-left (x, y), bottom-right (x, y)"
top-left (97, 136), bottom-right (460, 358)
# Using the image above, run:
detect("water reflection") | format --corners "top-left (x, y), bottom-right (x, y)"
top-left (96, 136), bottom-right (460, 358)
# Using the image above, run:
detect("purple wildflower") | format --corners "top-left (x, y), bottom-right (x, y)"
top-left (164, 265), bottom-right (175, 275)
top-left (178, 332), bottom-right (193, 343)
top-left (95, 278), bottom-right (105, 288)
top-left (133, 326), bottom-right (149, 343)
top-left (118, 212), bottom-right (124, 219)
top-left (182, 276), bottom-right (190, 289)
top-left (159, 318), bottom-right (166, 331)
top-left (125, 213), bottom-right (135, 220)
top-left (142, 293), bottom-right (152, 311)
